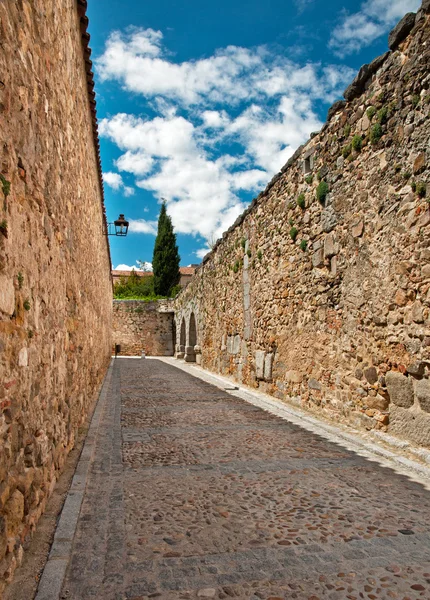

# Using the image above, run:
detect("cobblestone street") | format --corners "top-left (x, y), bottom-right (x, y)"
top-left (60, 359), bottom-right (430, 600)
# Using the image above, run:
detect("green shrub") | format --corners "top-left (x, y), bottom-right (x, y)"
top-left (0, 219), bottom-right (7, 237)
top-left (23, 299), bottom-right (31, 311)
top-left (344, 124), bottom-right (351, 137)
top-left (412, 94), bottom-right (420, 108)
top-left (257, 250), bottom-right (262, 261)
top-left (351, 135), bottom-right (362, 152)
top-left (316, 181), bottom-right (329, 204)
top-left (17, 272), bottom-right (24, 289)
top-left (416, 182), bottom-right (427, 198)
top-left (305, 174), bottom-right (313, 185)
top-left (377, 106), bottom-right (389, 124)
top-left (297, 193), bottom-right (306, 209)
top-left (247, 248), bottom-right (251, 258)
top-left (0, 174), bottom-right (11, 198)
top-left (370, 123), bottom-right (383, 145)
top-left (241, 238), bottom-right (246, 249)
top-left (233, 260), bottom-right (240, 273)
top-left (289, 226), bottom-right (298, 241)
top-left (342, 144), bottom-right (352, 158)
top-left (300, 239), bottom-right (308, 252)
top-left (411, 181), bottom-right (417, 192)
top-left (403, 171), bottom-right (411, 180)
top-left (366, 106), bottom-right (377, 120)
top-left (289, 217), bottom-right (294, 226)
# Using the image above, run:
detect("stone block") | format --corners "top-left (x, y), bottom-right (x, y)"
top-left (0, 276), bottom-right (15, 315)
top-left (388, 12), bottom-right (416, 50)
top-left (308, 378), bottom-right (322, 390)
top-left (364, 366), bottom-right (378, 384)
top-left (312, 248), bottom-right (324, 268)
top-left (385, 371), bottom-right (414, 408)
top-left (416, 379), bottom-right (430, 413)
top-left (264, 353), bottom-right (273, 381)
top-left (286, 370), bottom-right (303, 384)
top-left (323, 233), bottom-right (337, 259)
top-left (351, 219), bottom-right (364, 238)
top-left (255, 350), bottom-right (265, 380)
top-left (411, 301), bottom-right (424, 323)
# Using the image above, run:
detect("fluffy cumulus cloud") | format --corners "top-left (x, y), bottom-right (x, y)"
top-left (103, 171), bottom-right (135, 197)
top-left (115, 261), bottom-right (153, 271)
top-left (329, 0), bottom-right (421, 56)
top-left (97, 28), bottom-right (354, 255)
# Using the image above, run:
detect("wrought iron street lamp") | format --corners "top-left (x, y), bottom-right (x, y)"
top-left (104, 214), bottom-right (129, 237)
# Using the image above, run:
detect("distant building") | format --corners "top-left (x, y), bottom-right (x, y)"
top-left (112, 266), bottom-right (196, 289)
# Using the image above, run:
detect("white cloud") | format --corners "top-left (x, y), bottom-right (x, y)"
top-left (103, 171), bottom-right (135, 196)
top-left (127, 219), bottom-right (158, 235)
top-left (103, 171), bottom-right (123, 190)
top-left (97, 28), bottom-right (354, 244)
top-left (329, 0), bottom-right (420, 56)
top-left (115, 261), bottom-right (153, 271)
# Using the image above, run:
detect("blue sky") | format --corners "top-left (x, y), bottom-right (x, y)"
top-left (87, 0), bottom-right (420, 270)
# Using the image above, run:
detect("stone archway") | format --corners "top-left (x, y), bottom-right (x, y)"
top-left (185, 312), bottom-right (197, 362)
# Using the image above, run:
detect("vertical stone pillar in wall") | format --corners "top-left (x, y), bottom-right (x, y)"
top-left (184, 312), bottom-right (197, 362)
top-left (243, 240), bottom-right (252, 340)
top-left (176, 317), bottom-right (186, 358)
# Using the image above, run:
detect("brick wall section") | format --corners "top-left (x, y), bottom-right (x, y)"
top-left (175, 7), bottom-right (430, 447)
top-left (0, 0), bottom-right (112, 590)
top-left (113, 300), bottom-right (175, 356)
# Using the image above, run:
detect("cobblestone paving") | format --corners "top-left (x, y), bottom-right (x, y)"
top-left (61, 359), bottom-right (430, 600)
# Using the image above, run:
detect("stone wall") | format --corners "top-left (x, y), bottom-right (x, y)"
top-left (113, 300), bottom-right (175, 356)
top-left (175, 5), bottom-right (430, 447)
top-left (0, 0), bottom-right (112, 591)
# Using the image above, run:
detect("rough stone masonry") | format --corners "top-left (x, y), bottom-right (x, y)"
top-left (175, 2), bottom-right (430, 448)
top-left (0, 0), bottom-right (112, 594)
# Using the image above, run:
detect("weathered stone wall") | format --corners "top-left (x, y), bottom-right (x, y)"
top-left (0, 0), bottom-right (112, 591)
top-left (113, 300), bottom-right (175, 356)
top-left (175, 6), bottom-right (430, 447)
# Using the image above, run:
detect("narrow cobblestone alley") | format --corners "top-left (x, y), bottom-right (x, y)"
top-left (57, 359), bottom-right (430, 600)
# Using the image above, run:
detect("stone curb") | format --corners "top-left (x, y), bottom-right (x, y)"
top-left (34, 359), bottom-right (115, 600)
top-left (156, 357), bottom-right (430, 489)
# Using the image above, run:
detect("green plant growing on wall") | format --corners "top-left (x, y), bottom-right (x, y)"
top-left (300, 239), bottom-right (308, 251)
top-left (233, 260), bottom-right (240, 273)
top-left (0, 174), bottom-right (11, 198)
top-left (370, 123), bottom-right (383, 145)
top-left (297, 193), bottom-right (306, 209)
top-left (377, 105), bottom-right (389, 124)
top-left (305, 174), bottom-right (313, 185)
top-left (289, 226), bottom-right (298, 241)
top-left (0, 219), bottom-right (7, 237)
top-left (351, 135), bottom-right (363, 152)
top-left (23, 299), bottom-right (31, 311)
top-left (247, 248), bottom-right (251, 258)
top-left (412, 94), bottom-right (420, 108)
top-left (366, 106), bottom-right (377, 120)
top-left (28, 329), bottom-right (34, 339)
top-left (403, 171), bottom-right (411, 180)
top-left (257, 250), bottom-right (263, 261)
top-left (288, 217), bottom-right (294, 226)
top-left (411, 181), bottom-right (417, 192)
top-left (342, 144), bottom-right (352, 158)
top-left (241, 237), bottom-right (246, 249)
top-left (416, 181), bottom-right (427, 198)
top-left (344, 124), bottom-right (351, 137)
top-left (316, 181), bottom-right (329, 204)
top-left (17, 272), bottom-right (24, 289)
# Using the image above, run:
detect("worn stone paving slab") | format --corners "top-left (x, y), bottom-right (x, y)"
top-left (60, 359), bottom-right (430, 600)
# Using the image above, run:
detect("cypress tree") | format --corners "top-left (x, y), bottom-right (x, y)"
top-left (152, 201), bottom-right (180, 296)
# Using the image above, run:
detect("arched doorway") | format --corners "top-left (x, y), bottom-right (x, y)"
top-left (189, 313), bottom-right (197, 347)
